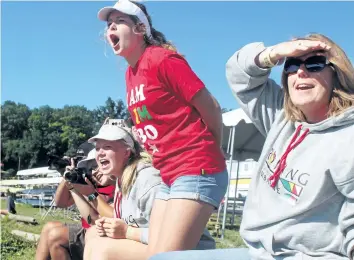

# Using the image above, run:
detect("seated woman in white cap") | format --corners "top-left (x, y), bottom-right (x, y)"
top-left (83, 119), bottom-right (215, 260)
top-left (82, 119), bottom-right (161, 260)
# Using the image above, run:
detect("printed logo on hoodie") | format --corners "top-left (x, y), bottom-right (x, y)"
top-left (261, 148), bottom-right (310, 204)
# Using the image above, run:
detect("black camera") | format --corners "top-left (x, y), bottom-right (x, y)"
top-left (64, 167), bottom-right (95, 185)
top-left (47, 155), bottom-right (84, 174)
top-left (47, 142), bottom-right (95, 174)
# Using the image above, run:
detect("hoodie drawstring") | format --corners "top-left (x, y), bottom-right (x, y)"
top-left (115, 179), bottom-right (122, 218)
top-left (269, 124), bottom-right (310, 188)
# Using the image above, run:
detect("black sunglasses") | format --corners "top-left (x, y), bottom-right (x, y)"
top-left (284, 55), bottom-right (331, 74)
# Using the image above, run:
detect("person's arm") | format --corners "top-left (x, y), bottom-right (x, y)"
top-left (190, 89), bottom-right (223, 146)
top-left (69, 188), bottom-right (100, 225)
top-left (157, 54), bottom-right (222, 144)
top-left (135, 167), bottom-right (161, 244)
top-left (338, 195), bottom-right (354, 260)
top-left (54, 180), bottom-right (103, 208)
top-left (334, 159), bottom-right (354, 259)
top-left (225, 42), bottom-right (284, 136)
top-left (126, 226), bottom-right (146, 242)
top-left (89, 194), bottom-right (114, 218)
top-left (54, 180), bottom-right (75, 208)
top-left (60, 178), bottom-right (114, 223)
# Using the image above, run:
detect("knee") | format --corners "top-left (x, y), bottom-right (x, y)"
top-left (47, 226), bottom-right (67, 247)
top-left (41, 221), bottom-right (62, 235)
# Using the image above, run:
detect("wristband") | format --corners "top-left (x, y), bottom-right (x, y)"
top-left (88, 192), bottom-right (99, 202)
top-left (263, 47), bottom-right (277, 68)
top-left (126, 226), bottom-right (134, 239)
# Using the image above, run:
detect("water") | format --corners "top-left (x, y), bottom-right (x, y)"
top-left (16, 187), bottom-right (56, 207)
top-left (17, 188), bottom-right (56, 195)
top-left (16, 198), bottom-right (53, 207)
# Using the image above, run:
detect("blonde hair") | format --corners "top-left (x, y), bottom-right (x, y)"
top-left (120, 135), bottom-right (153, 196)
top-left (281, 33), bottom-right (354, 122)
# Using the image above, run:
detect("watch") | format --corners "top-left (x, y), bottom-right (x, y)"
top-left (88, 192), bottom-right (99, 202)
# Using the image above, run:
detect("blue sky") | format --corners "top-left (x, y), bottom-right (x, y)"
top-left (2, 1), bottom-right (354, 111)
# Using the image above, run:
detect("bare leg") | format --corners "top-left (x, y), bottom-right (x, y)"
top-left (149, 248), bottom-right (251, 260)
top-left (84, 226), bottom-right (104, 259)
top-left (35, 221), bottom-right (64, 260)
top-left (84, 236), bottom-right (147, 260)
top-left (147, 199), bottom-right (214, 258)
top-left (84, 226), bottom-right (100, 245)
top-left (147, 199), bottom-right (167, 254)
top-left (47, 225), bottom-right (71, 260)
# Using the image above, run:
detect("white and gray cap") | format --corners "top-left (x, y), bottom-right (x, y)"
top-left (97, 0), bottom-right (151, 38)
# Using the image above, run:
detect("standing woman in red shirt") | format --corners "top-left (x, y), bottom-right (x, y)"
top-left (97, 0), bottom-right (228, 257)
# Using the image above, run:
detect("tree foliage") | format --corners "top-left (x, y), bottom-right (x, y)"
top-left (1, 98), bottom-right (128, 178)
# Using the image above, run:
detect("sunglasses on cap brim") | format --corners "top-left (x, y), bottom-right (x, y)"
top-left (284, 55), bottom-right (332, 74)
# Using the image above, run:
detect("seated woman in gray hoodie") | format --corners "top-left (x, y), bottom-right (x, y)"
top-left (83, 119), bottom-right (215, 260)
top-left (150, 33), bottom-right (354, 260)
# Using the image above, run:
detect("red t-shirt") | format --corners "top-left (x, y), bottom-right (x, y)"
top-left (81, 185), bottom-right (115, 229)
top-left (126, 46), bottom-right (226, 186)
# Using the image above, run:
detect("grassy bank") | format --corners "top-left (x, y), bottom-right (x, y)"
top-left (0, 200), bottom-right (77, 259)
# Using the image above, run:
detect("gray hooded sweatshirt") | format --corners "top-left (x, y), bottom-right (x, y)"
top-left (226, 42), bottom-right (354, 259)
top-left (114, 162), bottom-right (161, 244)
top-left (114, 162), bottom-right (215, 249)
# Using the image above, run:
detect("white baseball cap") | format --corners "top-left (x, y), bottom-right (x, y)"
top-left (88, 123), bottom-right (135, 153)
top-left (77, 149), bottom-right (97, 169)
top-left (97, 0), bottom-right (151, 38)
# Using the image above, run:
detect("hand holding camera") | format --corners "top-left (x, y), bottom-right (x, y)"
top-left (64, 166), bottom-right (96, 186)
top-left (48, 142), bottom-right (98, 186)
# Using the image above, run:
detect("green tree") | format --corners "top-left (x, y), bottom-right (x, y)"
top-left (0, 97), bottom-right (128, 175)
top-left (54, 105), bottom-right (95, 156)
top-left (1, 101), bottom-right (31, 141)
top-left (2, 140), bottom-right (27, 171)
top-left (92, 97), bottom-right (129, 132)
top-left (25, 106), bottom-right (56, 167)
top-left (1, 101), bottom-right (31, 171)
